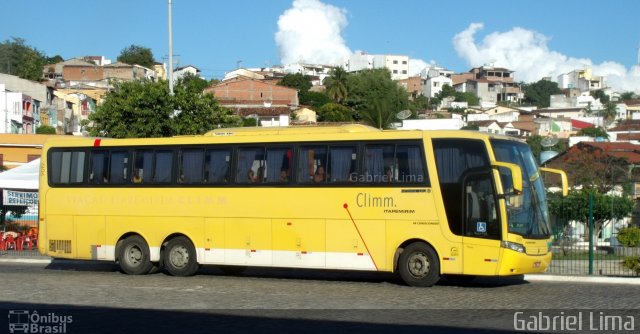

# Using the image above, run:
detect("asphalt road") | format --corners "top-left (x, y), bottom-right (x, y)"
top-left (0, 260), bottom-right (638, 333)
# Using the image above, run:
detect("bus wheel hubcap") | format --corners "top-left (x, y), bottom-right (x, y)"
top-left (169, 246), bottom-right (189, 268)
top-left (126, 246), bottom-right (143, 266)
top-left (408, 252), bottom-right (429, 278)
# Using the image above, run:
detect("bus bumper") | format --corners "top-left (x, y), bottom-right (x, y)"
top-left (498, 250), bottom-right (552, 275)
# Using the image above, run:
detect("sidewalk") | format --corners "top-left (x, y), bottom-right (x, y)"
top-left (1, 252), bottom-right (638, 285)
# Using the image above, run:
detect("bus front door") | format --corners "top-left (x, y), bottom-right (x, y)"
top-left (461, 170), bottom-right (501, 276)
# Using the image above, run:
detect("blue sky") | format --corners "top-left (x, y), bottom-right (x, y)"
top-left (1, 0), bottom-right (639, 91)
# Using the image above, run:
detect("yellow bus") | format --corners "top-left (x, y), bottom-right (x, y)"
top-left (38, 125), bottom-right (567, 287)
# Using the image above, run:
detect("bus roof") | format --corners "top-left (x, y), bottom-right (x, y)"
top-left (205, 124), bottom-right (381, 136)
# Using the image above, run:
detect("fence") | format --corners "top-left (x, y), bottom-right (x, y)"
top-left (549, 203), bottom-right (640, 277)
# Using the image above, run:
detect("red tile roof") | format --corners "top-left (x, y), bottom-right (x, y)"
top-left (571, 119), bottom-right (595, 129)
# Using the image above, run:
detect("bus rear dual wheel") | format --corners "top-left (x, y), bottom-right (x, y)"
top-left (118, 235), bottom-right (199, 276)
top-left (397, 242), bottom-right (440, 287)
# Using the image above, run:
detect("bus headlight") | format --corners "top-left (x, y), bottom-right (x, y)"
top-left (501, 241), bottom-right (526, 253)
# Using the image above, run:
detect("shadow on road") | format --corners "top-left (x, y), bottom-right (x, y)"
top-left (44, 259), bottom-right (529, 288)
top-left (0, 302), bottom-right (523, 334)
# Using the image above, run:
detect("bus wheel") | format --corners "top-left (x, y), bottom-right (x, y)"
top-left (118, 235), bottom-right (154, 275)
top-left (163, 236), bottom-right (199, 276)
top-left (398, 242), bottom-right (440, 287)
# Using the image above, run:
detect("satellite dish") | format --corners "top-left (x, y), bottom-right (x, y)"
top-left (540, 136), bottom-right (559, 148)
top-left (396, 110), bottom-right (412, 120)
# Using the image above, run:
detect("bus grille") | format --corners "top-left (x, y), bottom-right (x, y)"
top-left (49, 240), bottom-right (72, 254)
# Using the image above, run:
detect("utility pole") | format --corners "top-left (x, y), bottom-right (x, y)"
top-left (168, 0), bottom-right (174, 95)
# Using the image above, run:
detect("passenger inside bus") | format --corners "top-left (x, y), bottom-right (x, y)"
top-left (314, 165), bottom-right (326, 183)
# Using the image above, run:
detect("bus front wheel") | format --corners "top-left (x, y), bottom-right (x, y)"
top-left (118, 235), bottom-right (154, 275)
top-left (163, 236), bottom-right (199, 276)
top-left (398, 242), bottom-right (440, 287)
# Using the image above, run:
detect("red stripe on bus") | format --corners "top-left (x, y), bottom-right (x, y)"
top-left (93, 139), bottom-right (101, 147)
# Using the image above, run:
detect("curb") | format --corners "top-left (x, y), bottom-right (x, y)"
top-left (0, 257), bottom-right (53, 264)
top-left (524, 274), bottom-right (640, 285)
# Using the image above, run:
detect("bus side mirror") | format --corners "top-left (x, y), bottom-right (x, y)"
top-left (491, 161), bottom-right (523, 195)
top-left (539, 167), bottom-right (569, 197)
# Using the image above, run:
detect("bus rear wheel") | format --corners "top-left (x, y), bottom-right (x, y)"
top-left (163, 236), bottom-right (199, 276)
top-left (398, 242), bottom-right (440, 287)
top-left (118, 235), bottom-right (154, 275)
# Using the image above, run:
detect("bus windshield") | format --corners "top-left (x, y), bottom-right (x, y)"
top-left (491, 139), bottom-right (551, 239)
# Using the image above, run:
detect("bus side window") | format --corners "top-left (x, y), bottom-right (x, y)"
top-left (298, 146), bottom-right (327, 183)
top-left (90, 151), bottom-right (109, 184)
top-left (179, 149), bottom-right (204, 183)
top-left (154, 150), bottom-right (173, 183)
top-left (265, 147), bottom-right (292, 183)
top-left (364, 144), bottom-right (395, 183)
top-left (396, 144), bottom-right (427, 185)
top-left (205, 149), bottom-right (231, 184)
top-left (132, 150), bottom-right (153, 184)
top-left (328, 146), bottom-right (356, 183)
top-left (110, 151), bottom-right (128, 184)
top-left (236, 147), bottom-right (264, 184)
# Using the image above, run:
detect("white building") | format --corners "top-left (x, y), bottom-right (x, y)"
top-left (0, 84), bottom-right (23, 133)
top-left (557, 68), bottom-right (605, 92)
top-left (420, 65), bottom-right (453, 98)
top-left (398, 118), bottom-right (464, 130)
top-left (283, 63), bottom-right (333, 86)
top-left (344, 52), bottom-right (409, 80)
top-left (173, 65), bottom-right (201, 81)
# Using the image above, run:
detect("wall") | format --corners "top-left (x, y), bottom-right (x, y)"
top-left (0, 134), bottom-right (58, 168)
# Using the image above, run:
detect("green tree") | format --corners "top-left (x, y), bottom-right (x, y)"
top-left (46, 55), bottom-right (64, 64)
top-left (522, 79), bottom-right (562, 108)
top-left (117, 44), bottom-right (155, 69)
top-left (548, 190), bottom-right (634, 243)
top-left (87, 79), bottom-right (238, 138)
top-left (278, 73), bottom-right (312, 93)
top-left (577, 127), bottom-right (609, 139)
top-left (409, 95), bottom-right (429, 114)
top-left (316, 102), bottom-right (352, 122)
top-left (591, 89), bottom-right (610, 104)
top-left (456, 91), bottom-right (479, 106)
top-left (175, 72), bottom-right (210, 94)
top-left (35, 125), bottom-right (57, 134)
top-left (620, 92), bottom-right (636, 100)
top-left (171, 80), bottom-right (239, 135)
top-left (323, 66), bottom-right (349, 104)
top-left (602, 102), bottom-right (618, 124)
top-left (300, 91), bottom-right (331, 109)
top-left (0, 37), bottom-right (47, 81)
top-left (345, 68), bottom-right (409, 129)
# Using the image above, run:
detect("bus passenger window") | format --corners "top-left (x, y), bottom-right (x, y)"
top-left (132, 150), bottom-right (152, 184)
top-left (265, 147), bottom-right (291, 183)
top-left (364, 144), bottom-right (395, 183)
top-left (328, 146), bottom-right (356, 183)
top-left (90, 151), bottom-right (109, 184)
top-left (298, 146), bottom-right (327, 183)
top-left (154, 150), bottom-right (173, 183)
top-left (110, 151), bottom-right (128, 184)
top-left (179, 149), bottom-right (204, 183)
top-left (236, 147), bottom-right (264, 184)
top-left (204, 149), bottom-right (230, 184)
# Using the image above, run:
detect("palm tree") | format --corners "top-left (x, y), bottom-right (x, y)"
top-left (324, 67), bottom-right (349, 104)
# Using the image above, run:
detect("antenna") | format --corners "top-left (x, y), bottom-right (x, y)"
top-left (541, 136), bottom-right (559, 148)
top-left (396, 110), bottom-right (412, 120)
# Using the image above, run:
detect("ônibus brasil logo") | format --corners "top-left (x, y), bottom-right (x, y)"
top-left (8, 310), bottom-right (73, 334)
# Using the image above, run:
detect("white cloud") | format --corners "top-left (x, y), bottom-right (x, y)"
top-left (275, 0), bottom-right (352, 65)
top-left (453, 23), bottom-right (640, 93)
